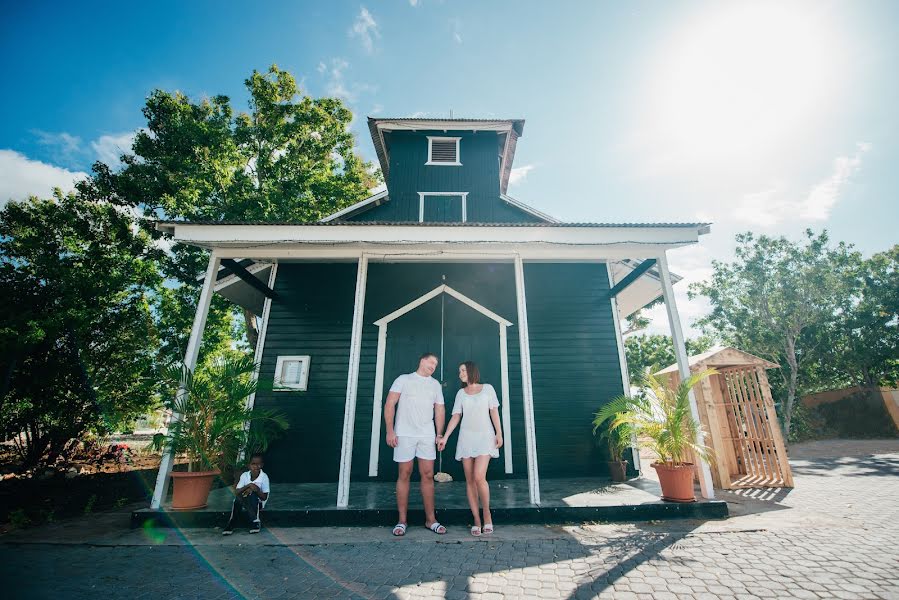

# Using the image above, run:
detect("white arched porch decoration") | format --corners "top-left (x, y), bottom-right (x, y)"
top-left (368, 284), bottom-right (515, 477)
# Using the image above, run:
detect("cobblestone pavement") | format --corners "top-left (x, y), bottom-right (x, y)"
top-left (3, 440), bottom-right (898, 600)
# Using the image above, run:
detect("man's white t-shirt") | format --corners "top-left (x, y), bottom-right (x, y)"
top-left (237, 469), bottom-right (271, 507)
top-left (390, 372), bottom-right (444, 438)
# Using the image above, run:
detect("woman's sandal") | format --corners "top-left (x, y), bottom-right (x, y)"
top-left (483, 523), bottom-right (494, 534)
top-left (470, 525), bottom-right (482, 537)
top-left (426, 521), bottom-right (447, 534)
top-left (392, 523), bottom-right (407, 537)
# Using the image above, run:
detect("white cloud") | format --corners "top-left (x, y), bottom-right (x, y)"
top-left (408, 0), bottom-right (419, 6)
top-left (321, 58), bottom-right (376, 103)
top-left (734, 143), bottom-right (870, 226)
top-left (509, 164), bottom-right (535, 187)
top-left (453, 31), bottom-right (462, 44)
top-left (317, 61), bottom-right (326, 74)
top-left (0, 150), bottom-right (87, 208)
top-left (91, 131), bottom-right (138, 169)
top-left (349, 7), bottom-right (380, 54)
top-left (34, 130), bottom-right (84, 167)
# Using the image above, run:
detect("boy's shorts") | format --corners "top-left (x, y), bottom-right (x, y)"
top-left (393, 436), bottom-right (436, 462)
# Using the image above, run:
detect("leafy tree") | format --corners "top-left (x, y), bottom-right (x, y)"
top-left (624, 334), bottom-right (715, 387)
top-left (0, 191), bottom-right (161, 468)
top-left (80, 65), bottom-right (380, 362)
top-left (689, 230), bottom-right (858, 437)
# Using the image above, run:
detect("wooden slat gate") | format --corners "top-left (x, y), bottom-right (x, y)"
top-left (717, 366), bottom-right (794, 488)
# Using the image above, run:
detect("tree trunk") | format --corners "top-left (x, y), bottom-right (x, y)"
top-left (243, 308), bottom-right (259, 351)
top-left (782, 337), bottom-right (800, 441)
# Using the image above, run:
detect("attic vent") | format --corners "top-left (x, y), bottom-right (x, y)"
top-left (426, 137), bottom-right (461, 165)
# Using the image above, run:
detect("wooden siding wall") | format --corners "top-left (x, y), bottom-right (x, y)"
top-left (253, 263), bottom-right (358, 483)
top-left (255, 262), bottom-right (625, 483)
top-left (523, 263), bottom-right (625, 476)
top-left (351, 130), bottom-right (542, 223)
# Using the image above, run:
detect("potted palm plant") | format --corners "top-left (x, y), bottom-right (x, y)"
top-left (594, 367), bottom-right (715, 502)
top-left (152, 354), bottom-right (288, 510)
top-left (592, 413), bottom-right (632, 482)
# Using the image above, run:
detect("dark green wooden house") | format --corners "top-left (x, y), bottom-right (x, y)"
top-left (152, 117), bottom-right (712, 508)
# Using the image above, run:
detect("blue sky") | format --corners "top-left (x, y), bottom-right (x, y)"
top-left (2, 0), bottom-right (897, 335)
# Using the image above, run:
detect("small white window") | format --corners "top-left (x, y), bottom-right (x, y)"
top-left (426, 137), bottom-right (461, 166)
top-left (274, 355), bottom-right (311, 391)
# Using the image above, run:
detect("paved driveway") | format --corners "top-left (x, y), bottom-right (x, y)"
top-left (3, 439), bottom-right (898, 599)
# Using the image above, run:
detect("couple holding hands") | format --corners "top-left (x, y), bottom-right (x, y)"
top-left (384, 353), bottom-right (503, 537)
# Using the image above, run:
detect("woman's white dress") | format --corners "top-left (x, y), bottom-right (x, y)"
top-left (452, 383), bottom-right (500, 460)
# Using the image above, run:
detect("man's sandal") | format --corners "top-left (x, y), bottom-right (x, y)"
top-left (426, 521), bottom-right (447, 534)
top-left (392, 523), bottom-right (407, 537)
top-left (483, 523), bottom-right (494, 534)
top-left (470, 525), bottom-right (482, 537)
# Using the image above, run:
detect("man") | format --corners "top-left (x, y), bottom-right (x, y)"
top-left (384, 352), bottom-right (446, 536)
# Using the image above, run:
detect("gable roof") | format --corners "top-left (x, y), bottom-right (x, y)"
top-left (367, 117), bottom-right (525, 195)
top-left (656, 347), bottom-right (780, 374)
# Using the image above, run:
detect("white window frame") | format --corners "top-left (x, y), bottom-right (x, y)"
top-left (273, 355), bottom-right (311, 391)
top-left (425, 136), bottom-right (462, 166)
top-left (418, 192), bottom-right (468, 222)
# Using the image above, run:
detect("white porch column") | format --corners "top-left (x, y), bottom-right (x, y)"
top-left (337, 255), bottom-right (369, 508)
top-left (151, 251), bottom-right (221, 509)
top-left (368, 324), bottom-right (388, 476)
top-left (499, 324), bottom-right (513, 474)
top-left (513, 255), bottom-right (541, 505)
top-left (605, 264), bottom-right (641, 473)
top-left (657, 252), bottom-right (714, 499)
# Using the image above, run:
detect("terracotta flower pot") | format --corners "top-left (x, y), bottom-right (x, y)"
top-left (608, 460), bottom-right (629, 482)
top-left (652, 462), bottom-right (696, 503)
top-left (170, 470), bottom-right (220, 510)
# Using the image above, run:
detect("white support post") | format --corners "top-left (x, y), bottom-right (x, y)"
top-left (513, 254), bottom-right (541, 505)
top-left (606, 263), bottom-right (641, 473)
top-left (238, 263), bottom-right (279, 463)
top-left (499, 324), bottom-right (513, 474)
top-left (151, 251), bottom-right (221, 509)
top-left (657, 252), bottom-right (714, 499)
top-left (368, 324), bottom-right (388, 476)
top-left (337, 255), bottom-right (369, 508)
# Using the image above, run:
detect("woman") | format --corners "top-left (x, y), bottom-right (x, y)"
top-left (437, 361), bottom-right (503, 536)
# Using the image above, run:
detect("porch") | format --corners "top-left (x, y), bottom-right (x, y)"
top-left (132, 476), bottom-right (727, 528)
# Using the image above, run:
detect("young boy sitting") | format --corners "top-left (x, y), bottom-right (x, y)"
top-left (222, 453), bottom-right (270, 535)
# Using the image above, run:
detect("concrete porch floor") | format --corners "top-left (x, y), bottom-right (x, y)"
top-left (132, 476), bottom-right (728, 528)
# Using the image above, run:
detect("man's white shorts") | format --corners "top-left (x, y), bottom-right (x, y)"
top-left (393, 436), bottom-right (436, 462)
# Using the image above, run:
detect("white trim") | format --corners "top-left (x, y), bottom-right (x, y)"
top-left (658, 252), bottom-right (714, 499)
top-left (374, 284), bottom-right (512, 327)
top-left (213, 262), bottom-right (271, 292)
top-left (320, 189), bottom-right (389, 223)
top-left (376, 120), bottom-right (513, 133)
top-left (368, 283), bottom-right (514, 476)
top-left (514, 254), bottom-right (541, 505)
top-left (337, 255), bottom-right (369, 508)
top-left (499, 194), bottom-right (560, 223)
top-left (238, 262), bottom-right (279, 463)
top-left (161, 223), bottom-right (708, 251)
top-left (426, 136), bottom-right (462, 166)
top-left (151, 252), bottom-right (221, 509)
top-left (606, 265), bottom-right (640, 473)
top-left (499, 132), bottom-right (513, 192)
top-left (499, 324), bottom-right (512, 474)
top-left (368, 325), bottom-right (388, 476)
top-left (417, 192), bottom-right (469, 223)
top-left (273, 355), bottom-right (311, 391)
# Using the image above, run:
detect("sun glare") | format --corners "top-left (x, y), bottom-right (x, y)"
top-left (642, 2), bottom-right (844, 170)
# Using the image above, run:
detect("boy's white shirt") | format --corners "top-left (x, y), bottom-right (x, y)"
top-left (237, 469), bottom-right (270, 507)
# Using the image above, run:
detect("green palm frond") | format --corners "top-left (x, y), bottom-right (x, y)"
top-left (592, 365), bottom-right (717, 467)
top-left (151, 354), bottom-right (288, 471)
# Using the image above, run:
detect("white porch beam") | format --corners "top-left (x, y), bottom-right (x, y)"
top-left (151, 252), bottom-right (221, 509)
top-left (657, 252), bottom-right (714, 499)
top-left (499, 324), bottom-right (513, 474)
top-left (337, 255), bottom-right (370, 508)
top-left (606, 265), bottom-right (641, 474)
top-left (368, 324), bottom-right (388, 476)
top-left (513, 255), bottom-right (541, 505)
